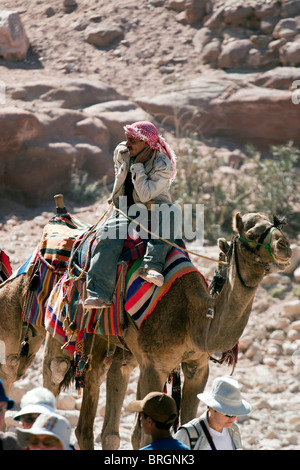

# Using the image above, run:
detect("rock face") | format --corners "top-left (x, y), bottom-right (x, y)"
top-left (0, 79), bottom-right (150, 205)
top-left (0, 0), bottom-right (299, 208)
top-left (0, 11), bottom-right (29, 60)
top-left (136, 69), bottom-right (300, 148)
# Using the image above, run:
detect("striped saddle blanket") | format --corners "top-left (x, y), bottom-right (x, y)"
top-left (45, 227), bottom-right (204, 353)
top-left (5, 213), bottom-right (91, 326)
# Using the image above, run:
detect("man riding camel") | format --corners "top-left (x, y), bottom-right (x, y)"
top-left (84, 121), bottom-right (179, 310)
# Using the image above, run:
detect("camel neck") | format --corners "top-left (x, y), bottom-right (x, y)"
top-left (207, 240), bottom-right (264, 352)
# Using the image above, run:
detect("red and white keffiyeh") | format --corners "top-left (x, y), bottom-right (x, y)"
top-left (124, 121), bottom-right (177, 181)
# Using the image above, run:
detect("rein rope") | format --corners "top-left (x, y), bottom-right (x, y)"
top-left (114, 206), bottom-right (228, 265)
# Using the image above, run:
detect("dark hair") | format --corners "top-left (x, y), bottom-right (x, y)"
top-left (142, 412), bottom-right (172, 431)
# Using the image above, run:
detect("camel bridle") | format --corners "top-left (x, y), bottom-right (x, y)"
top-left (238, 225), bottom-right (278, 265)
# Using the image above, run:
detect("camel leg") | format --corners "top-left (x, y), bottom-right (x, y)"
top-left (180, 356), bottom-right (209, 425)
top-left (131, 377), bottom-right (142, 450)
top-left (101, 347), bottom-right (137, 450)
top-left (43, 332), bottom-right (73, 396)
top-left (75, 334), bottom-right (116, 450)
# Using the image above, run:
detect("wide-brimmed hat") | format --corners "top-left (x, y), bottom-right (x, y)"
top-left (14, 387), bottom-right (56, 421)
top-left (197, 377), bottom-right (252, 416)
top-left (0, 380), bottom-right (14, 410)
top-left (17, 413), bottom-right (72, 450)
top-left (129, 391), bottom-right (178, 425)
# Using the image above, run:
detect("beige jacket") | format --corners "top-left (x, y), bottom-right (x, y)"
top-left (111, 142), bottom-right (173, 207)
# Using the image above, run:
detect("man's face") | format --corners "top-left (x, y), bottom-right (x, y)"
top-left (126, 137), bottom-right (149, 157)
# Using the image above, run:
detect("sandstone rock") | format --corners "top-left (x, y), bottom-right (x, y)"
top-left (281, 0), bottom-right (300, 18)
top-left (223, 4), bottom-right (254, 25)
top-left (218, 39), bottom-right (252, 68)
top-left (201, 39), bottom-right (221, 66)
top-left (58, 409), bottom-right (80, 426)
top-left (270, 330), bottom-right (285, 343)
top-left (259, 17), bottom-right (279, 35)
top-left (280, 41), bottom-right (300, 66)
top-left (56, 392), bottom-right (76, 410)
top-left (84, 100), bottom-right (151, 148)
top-left (0, 107), bottom-right (43, 164)
top-left (0, 11), bottom-right (29, 61)
top-left (204, 5), bottom-right (225, 29)
top-left (260, 438), bottom-right (282, 449)
top-left (167, 0), bottom-right (186, 12)
top-left (7, 79), bottom-right (125, 109)
top-left (254, 1), bottom-right (281, 19)
top-left (287, 329), bottom-right (300, 340)
top-left (283, 300), bottom-right (300, 318)
top-left (273, 18), bottom-right (300, 39)
top-left (85, 25), bottom-right (123, 48)
top-left (193, 27), bottom-right (213, 52)
top-left (289, 320), bottom-right (300, 331)
top-left (184, 0), bottom-right (207, 25)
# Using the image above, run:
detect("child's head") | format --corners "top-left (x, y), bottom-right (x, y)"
top-left (129, 391), bottom-right (178, 431)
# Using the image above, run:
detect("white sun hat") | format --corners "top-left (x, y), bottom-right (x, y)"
top-left (197, 377), bottom-right (252, 416)
top-left (14, 387), bottom-right (56, 421)
top-left (17, 413), bottom-right (72, 450)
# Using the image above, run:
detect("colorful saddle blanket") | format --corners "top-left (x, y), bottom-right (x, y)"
top-left (45, 227), bottom-right (205, 353)
top-left (0, 249), bottom-right (12, 284)
top-left (3, 213), bottom-right (91, 325)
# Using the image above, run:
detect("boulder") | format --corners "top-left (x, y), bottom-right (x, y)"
top-left (218, 39), bottom-right (252, 68)
top-left (223, 4), bottom-right (254, 25)
top-left (273, 18), bottom-right (299, 40)
top-left (280, 41), bottom-right (300, 66)
top-left (84, 100), bottom-right (151, 148)
top-left (0, 107), bottom-right (43, 158)
top-left (7, 78), bottom-right (125, 109)
top-left (85, 24), bottom-right (123, 48)
top-left (0, 10), bottom-right (29, 61)
top-left (184, 0), bottom-right (208, 25)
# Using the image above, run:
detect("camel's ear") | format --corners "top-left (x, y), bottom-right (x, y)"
top-left (232, 211), bottom-right (243, 233)
top-left (218, 237), bottom-right (230, 255)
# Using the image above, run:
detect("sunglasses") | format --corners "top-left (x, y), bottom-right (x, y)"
top-left (223, 413), bottom-right (237, 418)
top-left (29, 436), bottom-right (60, 448)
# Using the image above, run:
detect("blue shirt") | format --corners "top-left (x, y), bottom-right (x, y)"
top-left (140, 438), bottom-right (190, 450)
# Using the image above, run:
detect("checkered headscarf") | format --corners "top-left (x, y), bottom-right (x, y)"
top-left (124, 121), bottom-right (177, 181)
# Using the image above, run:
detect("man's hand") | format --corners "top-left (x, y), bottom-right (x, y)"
top-left (134, 146), bottom-right (153, 164)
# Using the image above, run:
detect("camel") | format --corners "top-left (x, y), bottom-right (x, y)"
top-left (66, 209), bottom-right (292, 449)
top-left (98, 211), bottom-right (292, 449)
top-left (0, 207), bottom-right (292, 449)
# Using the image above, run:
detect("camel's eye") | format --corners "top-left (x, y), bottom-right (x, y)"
top-left (247, 232), bottom-right (257, 241)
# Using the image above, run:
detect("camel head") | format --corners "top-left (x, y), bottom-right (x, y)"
top-left (232, 211), bottom-right (292, 272)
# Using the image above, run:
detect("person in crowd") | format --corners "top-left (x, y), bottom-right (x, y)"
top-left (17, 412), bottom-right (73, 450)
top-left (175, 376), bottom-right (252, 450)
top-left (0, 379), bottom-right (22, 450)
top-left (129, 391), bottom-right (189, 450)
top-left (14, 386), bottom-right (56, 429)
